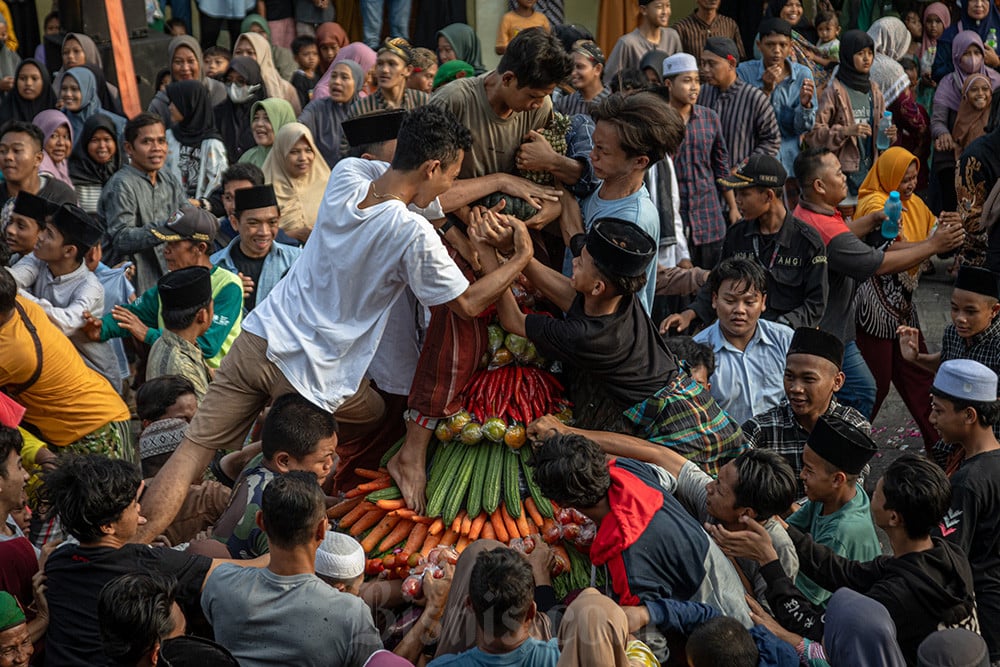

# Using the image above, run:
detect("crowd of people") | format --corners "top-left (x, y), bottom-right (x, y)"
top-left (1, 0), bottom-right (1000, 665)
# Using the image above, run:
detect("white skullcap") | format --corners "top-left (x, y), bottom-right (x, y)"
top-left (315, 531), bottom-right (365, 579)
top-left (662, 53), bottom-right (698, 78)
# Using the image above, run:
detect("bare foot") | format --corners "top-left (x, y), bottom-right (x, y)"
top-left (387, 446), bottom-right (427, 515)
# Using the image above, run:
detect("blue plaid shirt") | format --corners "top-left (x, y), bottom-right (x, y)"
top-left (674, 104), bottom-right (730, 246)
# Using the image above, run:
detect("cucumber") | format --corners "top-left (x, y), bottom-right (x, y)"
top-left (443, 445), bottom-right (477, 525)
top-left (504, 447), bottom-right (522, 518)
top-left (483, 442), bottom-right (504, 514)
top-left (365, 486), bottom-right (403, 502)
top-left (520, 447), bottom-right (554, 518)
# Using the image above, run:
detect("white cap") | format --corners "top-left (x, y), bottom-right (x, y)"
top-left (315, 531), bottom-right (365, 579)
top-left (663, 53), bottom-right (699, 78)
top-left (933, 359), bottom-right (998, 403)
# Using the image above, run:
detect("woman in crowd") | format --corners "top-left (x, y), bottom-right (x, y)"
top-left (436, 23), bottom-right (486, 74)
top-left (298, 60), bottom-right (363, 167)
top-left (164, 80), bottom-right (228, 203)
top-left (232, 31), bottom-right (301, 113)
top-left (68, 114), bottom-right (122, 214)
top-left (33, 109), bottom-right (74, 188)
top-left (239, 97), bottom-right (296, 168)
top-left (261, 123), bottom-right (330, 244)
top-left (932, 0), bottom-right (1000, 81)
top-left (148, 35), bottom-right (227, 125)
top-left (239, 13), bottom-right (298, 80)
top-left (0, 59), bottom-right (55, 126)
top-left (59, 32), bottom-right (122, 115)
top-left (316, 22), bottom-right (349, 75)
top-left (867, 17), bottom-right (912, 107)
top-left (214, 57), bottom-right (268, 161)
top-left (854, 146), bottom-right (941, 450)
top-left (57, 67), bottom-right (126, 148)
top-left (313, 42), bottom-right (376, 102)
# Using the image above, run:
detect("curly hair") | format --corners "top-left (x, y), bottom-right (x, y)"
top-left (42, 455), bottom-right (142, 543)
top-left (530, 433), bottom-right (610, 508)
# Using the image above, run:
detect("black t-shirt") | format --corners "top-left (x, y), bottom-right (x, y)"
top-left (524, 294), bottom-right (677, 406)
top-left (230, 243), bottom-right (266, 311)
top-left (44, 543), bottom-right (212, 666)
top-left (263, 0), bottom-right (293, 20)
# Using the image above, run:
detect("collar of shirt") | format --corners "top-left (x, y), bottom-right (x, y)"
top-left (703, 319), bottom-right (783, 355)
top-left (781, 396), bottom-right (846, 429)
top-left (966, 315), bottom-right (1000, 349)
top-left (124, 163), bottom-right (161, 186)
top-left (44, 260), bottom-right (90, 285)
top-left (747, 210), bottom-right (797, 248)
top-left (742, 58), bottom-right (809, 88)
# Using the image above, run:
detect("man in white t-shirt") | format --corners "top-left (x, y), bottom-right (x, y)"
top-left (138, 106), bottom-right (536, 541)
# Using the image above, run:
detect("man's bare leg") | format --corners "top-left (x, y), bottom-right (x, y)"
top-left (136, 439), bottom-right (216, 543)
top-left (387, 419), bottom-right (433, 515)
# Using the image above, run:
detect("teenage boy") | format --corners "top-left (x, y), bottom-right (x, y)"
top-left (496, 0), bottom-right (551, 56)
top-left (345, 38), bottom-right (428, 122)
top-left (604, 0), bottom-right (681, 84)
top-left (793, 147), bottom-right (963, 418)
top-left (743, 327), bottom-right (871, 495)
top-left (709, 454), bottom-right (978, 665)
top-left (674, 0), bottom-right (746, 61)
top-left (480, 215), bottom-right (743, 475)
top-left (693, 258), bottom-right (793, 424)
top-left (7, 202), bottom-right (120, 389)
top-left (0, 121), bottom-right (75, 227)
top-left (659, 52), bottom-right (735, 269)
top-left (211, 184), bottom-right (302, 312)
top-left (145, 267), bottom-right (213, 399)
top-left (663, 154), bottom-right (827, 333)
top-left (555, 41), bottom-right (609, 117)
top-left (929, 359), bottom-right (1000, 662)
top-left (785, 415), bottom-right (881, 606)
top-left (4, 191), bottom-right (49, 265)
top-left (83, 208), bottom-right (244, 370)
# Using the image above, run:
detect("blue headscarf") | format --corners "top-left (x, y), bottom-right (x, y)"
top-left (59, 67), bottom-right (126, 147)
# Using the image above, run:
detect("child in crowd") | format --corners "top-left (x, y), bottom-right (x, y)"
top-left (663, 335), bottom-right (716, 390)
top-left (496, 0), bottom-right (551, 56)
top-left (903, 9), bottom-right (922, 59)
top-left (290, 35), bottom-right (320, 109)
top-left (203, 46), bottom-right (231, 80)
top-left (407, 47), bottom-right (438, 94)
top-left (813, 11), bottom-right (840, 68)
top-left (165, 18), bottom-right (187, 36)
top-left (4, 190), bottom-right (46, 264)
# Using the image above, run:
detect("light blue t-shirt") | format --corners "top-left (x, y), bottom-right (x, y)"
top-left (428, 638), bottom-right (560, 666)
top-left (563, 184), bottom-right (660, 314)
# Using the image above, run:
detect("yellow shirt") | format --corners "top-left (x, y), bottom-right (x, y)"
top-left (496, 10), bottom-right (551, 51)
top-left (0, 297), bottom-right (129, 446)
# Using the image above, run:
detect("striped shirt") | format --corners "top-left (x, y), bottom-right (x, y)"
top-left (555, 87), bottom-right (610, 117)
top-left (698, 78), bottom-right (780, 170)
top-left (345, 88), bottom-right (428, 120)
top-left (673, 12), bottom-right (746, 61)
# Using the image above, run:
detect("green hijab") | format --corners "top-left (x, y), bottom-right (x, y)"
top-left (241, 14), bottom-right (271, 38)
top-left (237, 97), bottom-right (297, 168)
top-left (437, 23), bottom-right (485, 75)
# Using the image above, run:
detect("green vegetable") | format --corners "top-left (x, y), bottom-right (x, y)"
top-left (483, 441), bottom-right (504, 514)
top-left (482, 417), bottom-right (506, 443)
top-left (460, 422), bottom-right (483, 445)
top-left (488, 324), bottom-right (505, 353)
top-left (444, 445), bottom-right (477, 524)
top-left (504, 447), bottom-right (522, 518)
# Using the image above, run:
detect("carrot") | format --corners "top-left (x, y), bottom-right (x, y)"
top-left (388, 508), bottom-right (417, 520)
top-left (540, 518), bottom-right (557, 538)
top-left (361, 514), bottom-right (401, 553)
top-left (469, 512), bottom-right (488, 540)
top-left (327, 496), bottom-right (362, 520)
top-left (349, 508), bottom-right (387, 537)
top-left (451, 510), bottom-right (466, 534)
top-left (345, 477), bottom-right (392, 498)
top-left (378, 518), bottom-right (414, 552)
top-left (420, 531), bottom-right (442, 558)
top-left (489, 511), bottom-right (509, 543)
top-left (403, 522), bottom-right (430, 555)
top-left (409, 514), bottom-right (435, 525)
top-left (375, 498), bottom-right (407, 511)
top-left (460, 512), bottom-right (473, 536)
top-left (525, 516), bottom-right (538, 536)
top-left (500, 503), bottom-right (519, 542)
top-left (428, 517), bottom-right (445, 536)
top-left (456, 535), bottom-right (470, 552)
top-left (355, 468), bottom-right (389, 480)
top-left (481, 520), bottom-right (496, 541)
top-left (438, 528), bottom-right (459, 547)
top-left (524, 497), bottom-right (545, 528)
top-left (338, 501), bottom-right (376, 528)
top-left (515, 510), bottom-right (531, 538)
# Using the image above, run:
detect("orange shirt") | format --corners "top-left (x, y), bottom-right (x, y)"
top-left (0, 297), bottom-right (130, 446)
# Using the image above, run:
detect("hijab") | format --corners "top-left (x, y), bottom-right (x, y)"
top-left (823, 589), bottom-right (907, 667)
top-left (858, 146), bottom-right (936, 260)
top-left (868, 18), bottom-right (912, 105)
top-left (298, 60), bottom-right (362, 168)
top-left (314, 42), bottom-right (377, 101)
top-left (168, 35), bottom-right (226, 106)
top-left (214, 57), bottom-right (267, 161)
top-left (838, 30), bottom-right (875, 92)
top-left (955, 0), bottom-right (1000, 43)
top-left (240, 13), bottom-right (271, 37)
top-left (261, 123), bottom-right (331, 236)
top-left (68, 113), bottom-right (122, 187)
top-left (316, 22), bottom-right (349, 72)
top-left (233, 32), bottom-right (301, 113)
top-left (0, 60), bottom-right (56, 126)
top-left (639, 50), bottom-right (670, 84)
top-left (920, 3), bottom-right (951, 59)
top-left (59, 67), bottom-right (101, 142)
top-left (936, 31), bottom-right (1000, 111)
top-left (953, 73), bottom-right (993, 153)
top-left (33, 109), bottom-right (74, 187)
top-left (239, 97), bottom-right (297, 167)
top-left (437, 23), bottom-right (486, 75)
top-left (165, 80), bottom-right (222, 148)
top-left (61, 33), bottom-right (102, 68)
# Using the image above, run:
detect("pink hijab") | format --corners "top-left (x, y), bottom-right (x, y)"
top-left (935, 30), bottom-right (1000, 111)
top-left (312, 42), bottom-right (377, 101)
top-left (920, 3), bottom-right (951, 59)
top-left (32, 109), bottom-right (74, 188)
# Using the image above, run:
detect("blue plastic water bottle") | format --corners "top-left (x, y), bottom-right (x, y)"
top-left (876, 111), bottom-right (892, 151)
top-left (882, 191), bottom-right (901, 239)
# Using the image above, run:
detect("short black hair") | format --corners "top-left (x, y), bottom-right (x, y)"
top-left (99, 573), bottom-right (180, 667)
top-left (261, 393), bottom-right (338, 461)
top-left (687, 616), bottom-right (759, 667)
top-left (531, 433), bottom-right (610, 508)
top-left (162, 300), bottom-right (211, 331)
top-left (136, 375), bottom-right (197, 422)
top-left (608, 68), bottom-right (651, 94)
top-left (43, 11), bottom-right (59, 27)
top-left (41, 210), bottom-right (88, 263)
top-left (0, 427), bottom-right (23, 478)
top-left (204, 45), bottom-right (231, 59)
top-left (0, 267), bottom-right (16, 314)
top-left (793, 146), bottom-right (834, 190)
top-left (732, 450), bottom-right (798, 518)
top-left (154, 67), bottom-right (172, 92)
top-left (591, 258), bottom-right (648, 296)
top-left (708, 257), bottom-right (768, 297)
top-left (552, 23), bottom-right (595, 53)
top-left (663, 335), bottom-right (716, 376)
top-left (0, 120), bottom-right (44, 150)
top-left (497, 27), bottom-right (573, 89)
top-left (929, 388), bottom-right (1000, 429)
top-left (591, 91), bottom-right (685, 165)
top-left (814, 10), bottom-right (838, 28)
top-left (881, 454), bottom-right (952, 540)
top-left (468, 548), bottom-right (536, 633)
top-left (42, 455), bottom-right (142, 543)
top-left (260, 470), bottom-right (326, 549)
top-left (291, 34), bottom-right (317, 56)
top-left (125, 112), bottom-right (166, 145)
top-left (391, 105), bottom-right (471, 172)
top-left (222, 162), bottom-right (265, 190)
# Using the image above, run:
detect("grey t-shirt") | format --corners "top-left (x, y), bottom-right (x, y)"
top-left (202, 564), bottom-right (382, 667)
